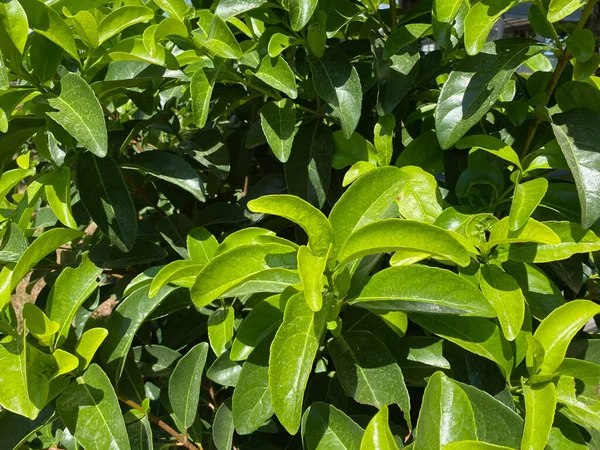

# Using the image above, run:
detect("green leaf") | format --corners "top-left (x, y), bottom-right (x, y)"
top-left (298, 245), bottom-right (328, 311)
top-left (289, 0), bottom-right (317, 30)
top-left (0, 167), bottom-right (35, 199)
top-left (206, 350), bottom-right (242, 387)
top-left (187, 226), bottom-right (218, 264)
top-left (373, 114), bottom-right (395, 166)
top-left (414, 372), bottom-right (477, 449)
top-left (360, 405), bottom-right (398, 450)
top-left (508, 178), bottom-right (548, 231)
top-left (547, 0), bottom-right (585, 22)
top-left (551, 108), bottom-right (600, 228)
top-left (30, 34), bottom-right (63, 84)
top-left (457, 381), bottom-right (524, 447)
top-left (213, 398), bottom-right (234, 450)
top-left (255, 55), bottom-right (298, 99)
top-left (443, 442), bottom-right (515, 449)
top-left (99, 285), bottom-right (179, 380)
top-left (248, 194), bottom-right (333, 257)
top-left (484, 218), bottom-right (560, 254)
top-left (463, 0), bottom-right (517, 55)
top-left (495, 221), bottom-right (600, 263)
top-left (71, 10), bottom-right (98, 48)
top-left (232, 336), bottom-right (274, 434)
top-left (532, 300), bottom-right (600, 375)
top-left (260, 99), bottom-right (296, 162)
top-left (191, 243), bottom-right (297, 307)
top-left (311, 48), bottom-right (362, 139)
top-left (47, 74), bottom-right (107, 157)
top-left (456, 134), bottom-right (522, 170)
top-left (18, 0), bottom-right (78, 60)
top-left (208, 306), bottom-right (235, 356)
top-left (75, 328), bottom-right (108, 371)
top-left (0, 333), bottom-right (49, 419)
top-left (302, 402), bottom-right (364, 450)
top-left (77, 152), bottom-right (137, 252)
top-left (521, 381), bottom-right (556, 450)
top-left (329, 166), bottom-right (405, 248)
top-left (44, 166), bottom-right (76, 229)
top-left (566, 28), bottom-right (595, 62)
top-left (337, 219), bottom-right (472, 267)
top-left (555, 375), bottom-right (600, 430)
top-left (56, 364), bottom-right (131, 450)
top-left (479, 264), bottom-right (524, 341)
top-left (191, 67), bottom-right (216, 129)
top-left (215, 0), bottom-right (266, 19)
top-left (149, 260), bottom-right (203, 297)
top-left (332, 131), bottom-right (378, 170)
top-left (97, 6), bottom-right (154, 45)
top-left (23, 303), bottom-right (59, 346)
top-left (269, 292), bottom-right (327, 434)
top-left (396, 166), bottom-right (443, 223)
top-left (503, 261), bottom-right (565, 320)
top-left (154, 0), bottom-right (188, 21)
top-left (436, 39), bottom-right (545, 149)
top-left (433, 0), bottom-right (462, 46)
top-left (214, 228), bottom-right (276, 257)
top-left (329, 330), bottom-right (411, 426)
top-left (10, 228), bottom-right (83, 292)
top-left (122, 151), bottom-right (206, 202)
top-left (169, 342), bottom-right (209, 429)
top-left (199, 15), bottom-right (242, 59)
top-left (230, 294), bottom-right (286, 361)
top-left (352, 265), bottom-right (494, 316)
top-left (384, 23), bottom-right (431, 58)
top-left (410, 315), bottom-right (514, 377)
top-left (52, 348), bottom-right (79, 377)
top-left (0, 0), bottom-right (28, 54)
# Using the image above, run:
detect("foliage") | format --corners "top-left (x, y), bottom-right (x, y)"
top-left (0, 0), bottom-right (599, 447)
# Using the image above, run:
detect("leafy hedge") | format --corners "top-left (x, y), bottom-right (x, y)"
top-left (1, 0), bottom-right (600, 447)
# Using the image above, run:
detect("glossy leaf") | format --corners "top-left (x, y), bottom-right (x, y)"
top-left (248, 194), bottom-right (333, 257)
top-left (96, 6), bottom-right (154, 45)
top-left (122, 151), bottom-right (206, 202)
top-left (232, 336), bottom-right (274, 434)
top-left (44, 166), bottom-right (76, 229)
top-left (47, 74), bottom-right (106, 157)
top-left (532, 300), bottom-right (600, 375)
top-left (0, 0), bottom-right (28, 54)
top-left (329, 330), bottom-right (411, 426)
top-left (169, 342), bottom-right (209, 429)
top-left (47, 253), bottom-right (101, 347)
top-left (208, 306), bottom-right (235, 356)
top-left (311, 48), bottom-right (362, 139)
top-left (521, 381), bottom-right (556, 450)
top-left (337, 219), bottom-right (472, 267)
top-left (289, 0), bottom-right (317, 30)
top-left (360, 405), bottom-right (398, 450)
top-left (260, 98), bottom-right (296, 162)
top-left (352, 265), bottom-right (495, 316)
top-left (269, 292), bottom-right (327, 434)
top-left (187, 227), bottom-right (218, 264)
top-left (191, 243), bottom-right (297, 307)
top-left (509, 178), bottom-right (548, 231)
top-left (552, 108), bottom-right (600, 229)
top-left (463, 0), bottom-right (517, 55)
top-left (414, 371), bottom-right (477, 449)
top-left (75, 328), bottom-right (108, 371)
top-left (436, 39), bottom-right (545, 149)
top-left (256, 56), bottom-right (298, 99)
top-left (479, 264), bottom-right (524, 341)
top-left (77, 153), bottom-right (137, 252)
top-left (298, 245), bottom-right (328, 311)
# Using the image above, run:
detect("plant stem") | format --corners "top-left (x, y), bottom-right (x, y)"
top-left (390, 0), bottom-right (397, 31)
top-left (117, 394), bottom-right (202, 450)
top-left (520, 0), bottom-right (598, 159)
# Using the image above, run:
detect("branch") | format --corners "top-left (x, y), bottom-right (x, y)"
top-left (117, 394), bottom-right (202, 450)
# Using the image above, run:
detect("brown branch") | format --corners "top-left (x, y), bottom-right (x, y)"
top-left (117, 394), bottom-right (202, 450)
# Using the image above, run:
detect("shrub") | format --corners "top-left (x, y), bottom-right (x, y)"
top-left (1, 0), bottom-right (600, 447)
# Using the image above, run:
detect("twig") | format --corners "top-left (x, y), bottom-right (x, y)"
top-left (117, 394), bottom-right (202, 450)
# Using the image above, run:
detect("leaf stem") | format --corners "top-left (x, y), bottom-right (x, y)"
top-left (117, 394), bottom-right (202, 450)
top-left (390, 0), bottom-right (397, 31)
